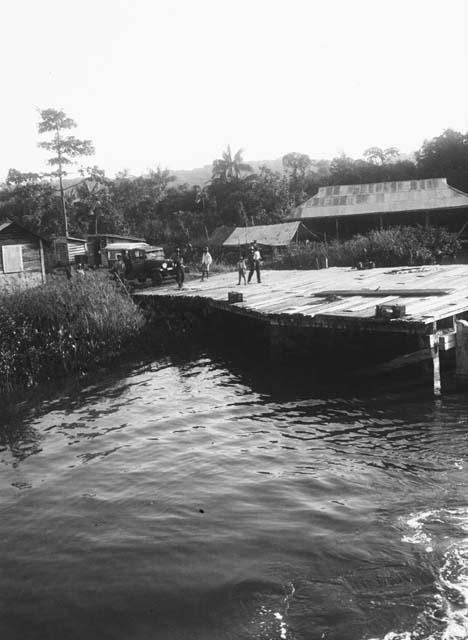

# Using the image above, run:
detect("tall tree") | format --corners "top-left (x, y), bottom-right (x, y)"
top-left (416, 129), bottom-right (468, 192)
top-left (363, 147), bottom-right (400, 165)
top-left (212, 146), bottom-right (253, 182)
top-left (209, 147), bottom-right (255, 225)
top-left (329, 150), bottom-right (416, 186)
top-left (282, 152), bottom-right (314, 205)
top-left (282, 152), bottom-right (312, 177)
top-left (37, 109), bottom-right (94, 252)
top-left (68, 166), bottom-right (122, 235)
top-left (0, 170), bottom-right (60, 236)
top-left (243, 166), bottom-right (290, 223)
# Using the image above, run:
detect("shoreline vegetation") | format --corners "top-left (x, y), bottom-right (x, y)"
top-left (206, 225), bottom-right (461, 272)
top-left (266, 225), bottom-right (461, 270)
top-left (0, 272), bottom-right (144, 394)
top-left (0, 224), bottom-right (461, 395)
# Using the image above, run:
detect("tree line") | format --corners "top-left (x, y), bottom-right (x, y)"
top-left (0, 109), bottom-right (467, 247)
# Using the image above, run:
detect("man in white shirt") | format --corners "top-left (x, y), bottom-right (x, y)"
top-left (201, 246), bottom-right (213, 281)
top-left (247, 243), bottom-right (262, 283)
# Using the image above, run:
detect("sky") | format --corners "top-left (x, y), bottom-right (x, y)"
top-left (1, 0), bottom-right (467, 180)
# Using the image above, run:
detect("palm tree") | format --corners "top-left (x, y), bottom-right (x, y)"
top-left (212, 146), bottom-right (253, 182)
top-left (364, 146), bottom-right (400, 165)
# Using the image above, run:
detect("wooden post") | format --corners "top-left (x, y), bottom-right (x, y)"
top-left (429, 333), bottom-right (441, 396)
top-left (418, 332), bottom-right (441, 396)
top-left (56, 127), bottom-right (70, 265)
top-left (455, 319), bottom-right (468, 383)
top-left (335, 218), bottom-right (339, 240)
top-left (424, 211), bottom-right (430, 228)
top-left (39, 238), bottom-right (46, 283)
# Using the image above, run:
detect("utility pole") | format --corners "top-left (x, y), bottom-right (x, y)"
top-left (55, 125), bottom-right (70, 264)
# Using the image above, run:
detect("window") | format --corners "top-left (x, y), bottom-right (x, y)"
top-left (2, 245), bottom-right (23, 273)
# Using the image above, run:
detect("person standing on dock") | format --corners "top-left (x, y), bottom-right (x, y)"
top-left (237, 254), bottom-right (247, 285)
top-left (201, 247), bottom-right (212, 281)
top-left (247, 244), bottom-right (262, 283)
top-left (174, 248), bottom-right (185, 289)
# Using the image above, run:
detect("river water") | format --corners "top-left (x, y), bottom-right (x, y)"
top-left (1, 346), bottom-right (468, 640)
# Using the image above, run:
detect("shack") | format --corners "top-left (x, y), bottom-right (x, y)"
top-left (52, 236), bottom-right (88, 265)
top-left (223, 221), bottom-right (314, 249)
top-left (290, 178), bottom-right (468, 240)
top-left (0, 219), bottom-right (46, 291)
top-left (86, 233), bottom-right (146, 267)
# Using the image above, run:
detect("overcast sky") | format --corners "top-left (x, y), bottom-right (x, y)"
top-left (1, 0), bottom-right (467, 180)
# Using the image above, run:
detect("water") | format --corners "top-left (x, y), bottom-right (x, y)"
top-left (1, 347), bottom-right (468, 640)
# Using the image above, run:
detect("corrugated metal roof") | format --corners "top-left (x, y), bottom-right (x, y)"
top-left (103, 242), bottom-right (154, 251)
top-left (223, 222), bottom-right (301, 247)
top-left (87, 233), bottom-right (146, 242)
top-left (291, 178), bottom-right (468, 220)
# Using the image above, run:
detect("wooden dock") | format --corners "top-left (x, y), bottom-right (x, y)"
top-left (134, 265), bottom-right (468, 394)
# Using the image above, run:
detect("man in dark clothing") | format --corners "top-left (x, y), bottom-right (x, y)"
top-left (247, 245), bottom-right (261, 283)
top-left (122, 250), bottom-right (133, 278)
top-left (174, 248), bottom-right (185, 289)
top-left (111, 255), bottom-right (126, 280)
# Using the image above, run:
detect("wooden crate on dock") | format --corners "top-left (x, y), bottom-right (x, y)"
top-left (375, 303), bottom-right (406, 319)
top-left (228, 291), bottom-right (243, 304)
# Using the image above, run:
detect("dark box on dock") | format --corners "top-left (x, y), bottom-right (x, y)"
top-left (375, 303), bottom-right (406, 319)
top-left (228, 291), bottom-right (243, 304)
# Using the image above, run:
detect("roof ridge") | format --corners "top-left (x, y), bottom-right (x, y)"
top-left (316, 177), bottom-right (448, 192)
top-left (290, 178), bottom-right (468, 220)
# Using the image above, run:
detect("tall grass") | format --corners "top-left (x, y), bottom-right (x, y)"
top-left (268, 226), bottom-right (461, 270)
top-left (0, 272), bottom-right (145, 393)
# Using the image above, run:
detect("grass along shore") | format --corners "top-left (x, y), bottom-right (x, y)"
top-left (0, 272), bottom-right (145, 394)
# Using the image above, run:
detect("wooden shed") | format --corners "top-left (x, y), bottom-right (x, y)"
top-left (0, 219), bottom-right (46, 292)
top-left (52, 236), bottom-right (88, 265)
top-left (223, 221), bottom-right (314, 248)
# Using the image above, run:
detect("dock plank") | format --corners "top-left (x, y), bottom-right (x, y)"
top-left (136, 266), bottom-right (468, 330)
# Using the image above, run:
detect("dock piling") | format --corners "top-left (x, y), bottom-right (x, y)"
top-left (428, 333), bottom-right (441, 396)
top-left (456, 320), bottom-right (468, 384)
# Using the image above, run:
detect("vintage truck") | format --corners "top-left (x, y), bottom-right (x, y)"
top-left (104, 242), bottom-right (176, 285)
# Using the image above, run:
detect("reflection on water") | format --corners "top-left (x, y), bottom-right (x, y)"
top-left (1, 346), bottom-right (468, 639)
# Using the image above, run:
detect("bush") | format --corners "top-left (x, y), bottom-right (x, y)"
top-left (267, 226), bottom-right (461, 270)
top-left (0, 272), bottom-right (145, 393)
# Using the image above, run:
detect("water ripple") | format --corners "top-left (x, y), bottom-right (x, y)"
top-left (1, 353), bottom-right (468, 639)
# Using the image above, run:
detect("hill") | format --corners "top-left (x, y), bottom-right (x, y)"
top-left (172, 158), bottom-right (287, 186)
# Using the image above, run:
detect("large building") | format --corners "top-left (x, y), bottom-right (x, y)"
top-left (290, 178), bottom-right (468, 240)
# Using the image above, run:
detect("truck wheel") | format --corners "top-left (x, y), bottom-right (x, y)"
top-left (151, 272), bottom-right (163, 286)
